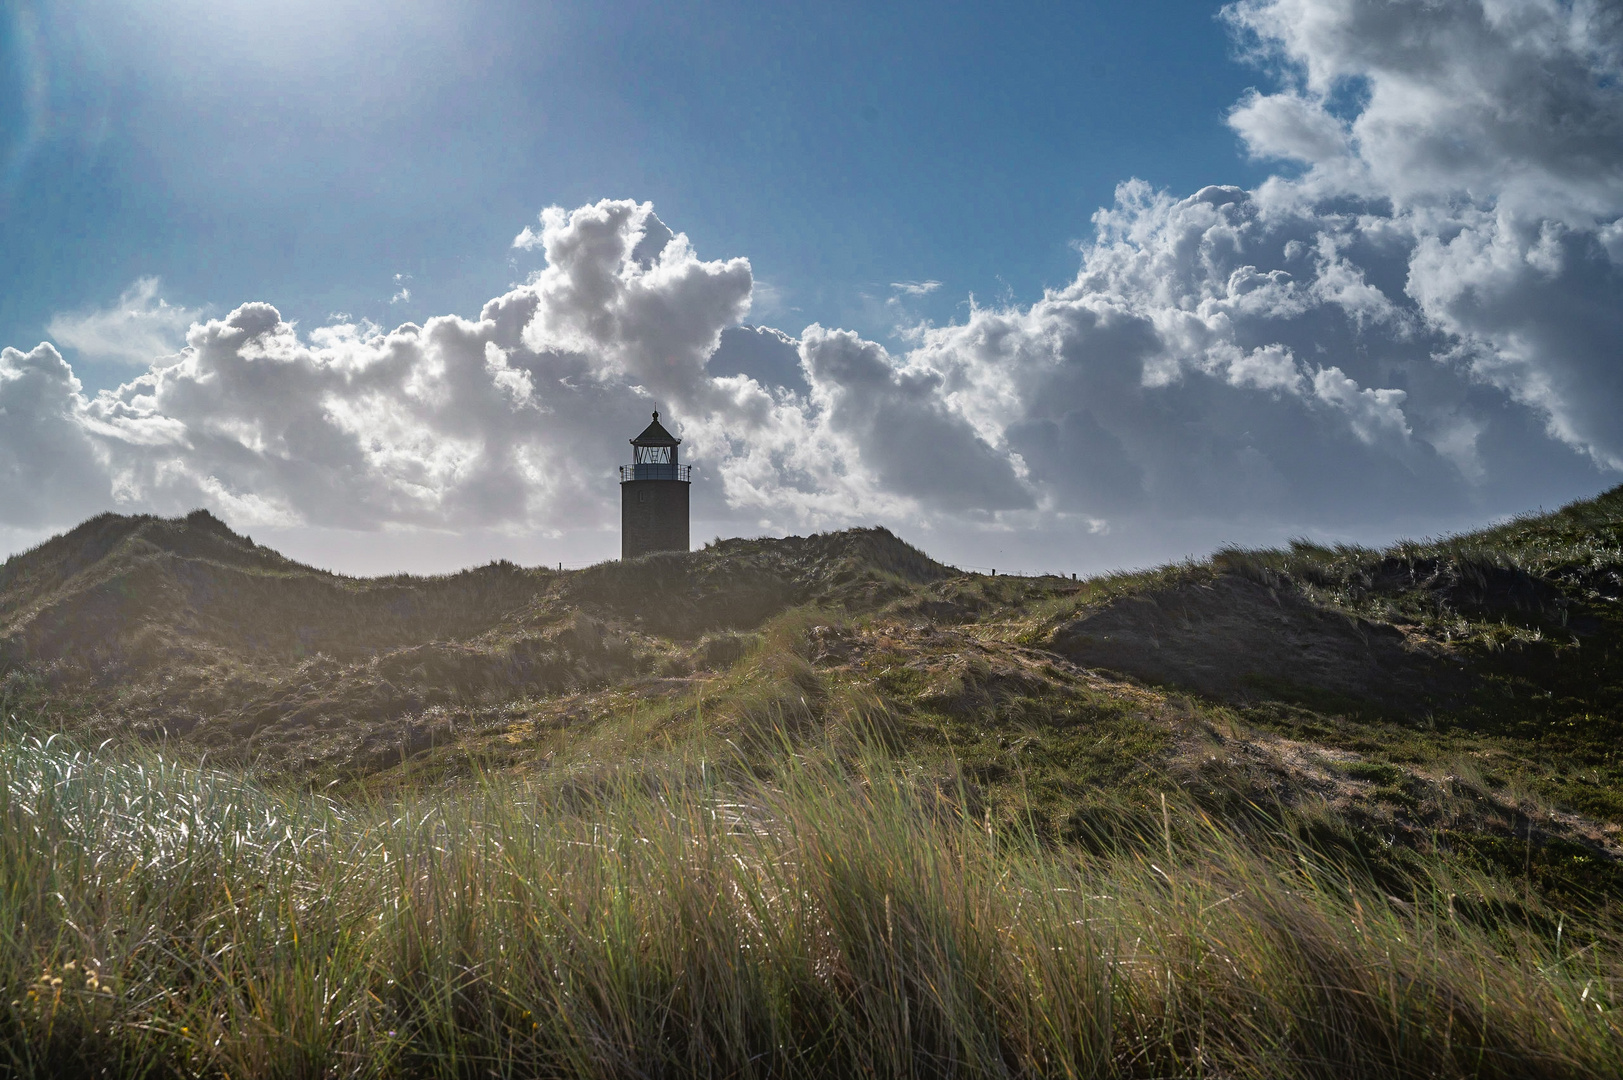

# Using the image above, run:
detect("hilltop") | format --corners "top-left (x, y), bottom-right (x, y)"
top-left (7, 489), bottom-right (1623, 1078)
top-left (0, 511), bottom-right (951, 766)
top-left (3, 488), bottom-right (1622, 891)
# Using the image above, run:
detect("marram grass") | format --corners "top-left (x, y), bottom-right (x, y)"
top-left (3, 730), bottom-right (1621, 1079)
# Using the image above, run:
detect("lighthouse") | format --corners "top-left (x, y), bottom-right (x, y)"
top-left (620, 411), bottom-right (691, 560)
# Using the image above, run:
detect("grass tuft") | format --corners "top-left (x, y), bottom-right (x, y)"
top-left (5, 728), bottom-right (1623, 1079)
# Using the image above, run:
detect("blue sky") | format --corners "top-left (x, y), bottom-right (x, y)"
top-left (2, 0), bottom-right (1266, 382)
top-left (2, 0), bottom-right (1621, 575)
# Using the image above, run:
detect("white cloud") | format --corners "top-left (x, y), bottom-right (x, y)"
top-left (1228, 89), bottom-right (1350, 166)
top-left (1310, 366), bottom-right (1410, 444)
top-left (0, 343), bottom-right (112, 527)
top-left (46, 277), bottom-right (201, 366)
top-left (2, 202), bottom-right (920, 536)
top-left (3, 0), bottom-right (1620, 572)
top-left (708, 325), bottom-right (804, 389)
top-left (1218, 0), bottom-right (1623, 469)
top-left (1224, 0), bottom-right (1623, 217)
top-left (799, 324), bottom-right (1032, 514)
top-left (890, 280), bottom-right (942, 296)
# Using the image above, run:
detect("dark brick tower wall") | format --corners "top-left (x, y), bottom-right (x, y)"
top-left (621, 479), bottom-right (690, 559)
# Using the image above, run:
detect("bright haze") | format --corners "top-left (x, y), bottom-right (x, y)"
top-left (2, 0), bottom-right (1620, 576)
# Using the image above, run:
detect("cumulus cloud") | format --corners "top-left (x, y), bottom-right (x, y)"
top-left (45, 277), bottom-right (201, 365)
top-left (0, 343), bottom-right (112, 527)
top-left (799, 324), bottom-right (1033, 514)
top-left (3, 201), bottom-right (985, 539)
top-left (64, 203), bottom-right (756, 532)
top-left (1228, 89), bottom-right (1350, 166)
top-left (3, 0), bottom-right (1620, 570)
top-left (1226, 0), bottom-right (1623, 216)
top-left (1216, 0), bottom-right (1623, 472)
top-left (708, 325), bottom-right (805, 389)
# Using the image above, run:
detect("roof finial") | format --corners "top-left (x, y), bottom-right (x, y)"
top-left (652, 410), bottom-right (659, 420)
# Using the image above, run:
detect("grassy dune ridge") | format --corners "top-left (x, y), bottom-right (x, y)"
top-left (5, 487), bottom-right (1623, 1075)
top-left (4, 725), bottom-right (1621, 1079)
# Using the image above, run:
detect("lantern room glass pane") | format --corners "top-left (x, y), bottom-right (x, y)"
top-left (635, 445), bottom-right (672, 464)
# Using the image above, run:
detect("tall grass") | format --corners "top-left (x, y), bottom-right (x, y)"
top-left (3, 728), bottom-right (1621, 1079)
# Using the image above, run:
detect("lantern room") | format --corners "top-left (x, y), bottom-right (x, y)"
top-left (621, 411), bottom-right (687, 480)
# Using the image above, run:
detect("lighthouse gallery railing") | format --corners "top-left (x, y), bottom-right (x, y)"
top-left (620, 463), bottom-right (692, 482)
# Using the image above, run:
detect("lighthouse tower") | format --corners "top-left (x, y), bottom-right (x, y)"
top-left (620, 411), bottom-right (691, 560)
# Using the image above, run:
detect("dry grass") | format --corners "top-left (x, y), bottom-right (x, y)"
top-left (4, 724), bottom-right (1622, 1079)
top-left (7, 491), bottom-right (1623, 1076)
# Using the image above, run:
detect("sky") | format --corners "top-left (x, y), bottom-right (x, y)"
top-left (1, 0), bottom-right (1620, 577)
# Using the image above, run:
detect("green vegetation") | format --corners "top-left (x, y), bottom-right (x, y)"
top-left (5, 727), bottom-right (1621, 1080)
top-left (3, 485), bottom-right (1623, 1076)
